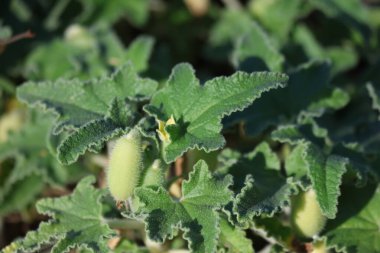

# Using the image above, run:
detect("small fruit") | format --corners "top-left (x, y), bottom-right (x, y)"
top-left (0, 110), bottom-right (24, 142)
top-left (291, 189), bottom-right (327, 238)
top-left (107, 130), bottom-right (143, 201)
top-left (310, 240), bottom-right (329, 253)
top-left (141, 159), bottom-right (166, 187)
top-left (184, 0), bottom-right (210, 16)
top-left (64, 24), bottom-right (95, 49)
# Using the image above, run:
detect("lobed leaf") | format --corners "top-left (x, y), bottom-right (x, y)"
top-left (145, 63), bottom-right (288, 163)
top-left (11, 176), bottom-right (115, 253)
top-left (18, 63), bottom-right (157, 134)
top-left (135, 160), bottom-right (233, 253)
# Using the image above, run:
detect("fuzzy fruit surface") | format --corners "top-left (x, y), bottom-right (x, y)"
top-left (107, 131), bottom-right (142, 201)
top-left (291, 189), bottom-right (327, 238)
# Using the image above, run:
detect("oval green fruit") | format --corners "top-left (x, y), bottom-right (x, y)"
top-left (107, 130), bottom-right (142, 201)
top-left (291, 189), bottom-right (327, 238)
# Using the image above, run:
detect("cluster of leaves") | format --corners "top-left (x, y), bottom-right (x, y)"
top-left (1, 0), bottom-right (380, 253)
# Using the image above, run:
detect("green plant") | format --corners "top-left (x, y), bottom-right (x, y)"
top-left (1, 0), bottom-right (380, 253)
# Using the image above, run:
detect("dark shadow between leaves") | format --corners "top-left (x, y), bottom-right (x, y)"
top-left (323, 183), bottom-right (377, 233)
top-left (238, 57), bottom-right (270, 73)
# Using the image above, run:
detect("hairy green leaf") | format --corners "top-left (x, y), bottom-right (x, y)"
top-left (57, 99), bottom-right (134, 164)
top-left (144, 63), bottom-right (288, 162)
top-left (224, 143), bottom-right (297, 223)
top-left (18, 63), bottom-right (157, 134)
top-left (12, 176), bottom-right (114, 253)
top-left (304, 143), bottom-right (348, 219)
top-left (135, 160), bottom-right (233, 253)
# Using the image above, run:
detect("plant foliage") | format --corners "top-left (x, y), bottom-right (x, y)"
top-left (1, 0), bottom-right (380, 253)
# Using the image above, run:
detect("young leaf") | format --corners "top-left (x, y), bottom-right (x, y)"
top-left (11, 176), bottom-right (114, 253)
top-left (135, 160), bottom-right (233, 253)
top-left (304, 143), bottom-right (348, 219)
top-left (144, 63), bottom-right (288, 162)
top-left (18, 63), bottom-right (157, 134)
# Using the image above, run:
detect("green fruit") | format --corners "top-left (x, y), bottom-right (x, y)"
top-left (107, 130), bottom-right (142, 201)
top-left (311, 240), bottom-right (329, 253)
top-left (291, 189), bottom-right (327, 238)
top-left (141, 159), bottom-right (166, 187)
top-left (0, 110), bottom-right (24, 142)
top-left (64, 24), bottom-right (95, 49)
